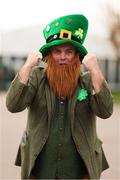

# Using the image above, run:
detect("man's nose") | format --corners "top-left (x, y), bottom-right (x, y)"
top-left (60, 52), bottom-right (66, 60)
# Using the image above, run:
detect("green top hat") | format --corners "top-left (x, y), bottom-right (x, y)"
top-left (39, 14), bottom-right (89, 61)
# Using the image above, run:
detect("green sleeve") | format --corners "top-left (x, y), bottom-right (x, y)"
top-left (90, 80), bottom-right (113, 119)
top-left (82, 72), bottom-right (113, 119)
top-left (6, 68), bottom-right (38, 113)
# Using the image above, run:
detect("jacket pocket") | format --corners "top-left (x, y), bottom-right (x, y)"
top-left (21, 130), bottom-right (28, 147)
top-left (95, 139), bottom-right (109, 173)
top-left (94, 139), bottom-right (103, 154)
top-left (94, 139), bottom-right (103, 175)
top-left (15, 131), bottom-right (28, 166)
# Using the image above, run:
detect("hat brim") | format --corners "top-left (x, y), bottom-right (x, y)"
top-left (39, 39), bottom-right (87, 61)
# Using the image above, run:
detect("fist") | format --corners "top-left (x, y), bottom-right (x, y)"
top-left (25, 52), bottom-right (42, 69)
top-left (82, 53), bottom-right (100, 72)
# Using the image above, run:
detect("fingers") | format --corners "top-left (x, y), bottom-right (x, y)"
top-left (25, 52), bottom-right (43, 68)
top-left (33, 51), bottom-right (42, 60)
top-left (82, 53), bottom-right (98, 71)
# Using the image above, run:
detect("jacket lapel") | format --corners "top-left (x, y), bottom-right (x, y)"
top-left (45, 83), bottom-right (55, 127)
top-left (68, 85), bottom-right (80, 127)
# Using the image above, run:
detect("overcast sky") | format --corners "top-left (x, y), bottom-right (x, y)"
top-left (0, 0), bottom-right (119, 35)
top-left (0, 0), bottom-right (107, 30)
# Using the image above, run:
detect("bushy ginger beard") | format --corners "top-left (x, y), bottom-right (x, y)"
top-left (45, 54), bottom-right (81, 97)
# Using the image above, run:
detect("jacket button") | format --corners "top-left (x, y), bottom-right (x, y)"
top-left (59, 127), bottom-right (63, 131)
top-left (34, 154), bottom-right (38, 157)
top-left (58, 143), bottom-right (62, 147)
top-left (57, 157), bottom-right (61, 161)
top-left (43, 137), bottom-right (47, 142)
top-left (60, 101), bottom-right (64, 104)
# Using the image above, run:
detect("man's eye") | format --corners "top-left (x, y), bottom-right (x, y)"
top-left (67, 50), bottom-right (73, 54)
top-left (53, 50), bottom-right (60, 54)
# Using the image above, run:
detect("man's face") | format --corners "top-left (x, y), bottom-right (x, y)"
top-left (46, 44), bottom-right (80, 97)
top-left (50, 43), bottom-right (77, 65)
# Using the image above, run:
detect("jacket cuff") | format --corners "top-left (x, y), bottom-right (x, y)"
top-left (11, 73), bottom-right (28, 89)
top-left (90, 80), bottom-right (113, 118)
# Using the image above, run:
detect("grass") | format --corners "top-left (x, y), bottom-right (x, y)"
top-left (112, 91), bottom-right (120, 104)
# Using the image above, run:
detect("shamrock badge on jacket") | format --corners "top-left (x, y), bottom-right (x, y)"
top-left (77, 88), bottom-right (88, 101)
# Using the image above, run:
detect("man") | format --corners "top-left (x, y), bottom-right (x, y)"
top-left (6, 14), bottom-right (113, 179)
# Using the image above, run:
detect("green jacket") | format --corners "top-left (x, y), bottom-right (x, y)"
top-left (6, 67), bottom-right (113, 179)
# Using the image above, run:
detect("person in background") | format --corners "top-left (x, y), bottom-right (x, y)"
top-left (6, 14), bottom-right (113, 179)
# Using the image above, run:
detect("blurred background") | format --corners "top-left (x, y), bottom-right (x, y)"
top-left (0, 0), bottom-right (120, 179)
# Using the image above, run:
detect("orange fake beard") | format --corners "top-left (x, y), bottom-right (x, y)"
top-left (46, 54), bottom-right (81, 97)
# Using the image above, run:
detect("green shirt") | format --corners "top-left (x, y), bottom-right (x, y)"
top-left (32, 97), bottom-right (87, 179)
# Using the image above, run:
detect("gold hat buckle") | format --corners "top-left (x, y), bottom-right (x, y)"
top-left (59, 29), bottom-right (72, 40)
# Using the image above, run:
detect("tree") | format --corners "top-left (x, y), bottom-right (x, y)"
top-left (105, 0), bottom-right (120, 83)
top-left (105, 1), bottom-right (120, 62)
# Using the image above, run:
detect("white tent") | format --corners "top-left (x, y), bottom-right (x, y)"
top-left (0, 24), bottom-right (116, 61)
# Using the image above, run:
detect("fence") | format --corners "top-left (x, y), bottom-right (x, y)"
top-left (99, 58), bottom-right (120, 90)
top-left (0, 56), bottom-right (120, 91)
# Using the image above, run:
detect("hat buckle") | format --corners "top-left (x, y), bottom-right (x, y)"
top-left (59, 29), bottom-right (72, 40)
